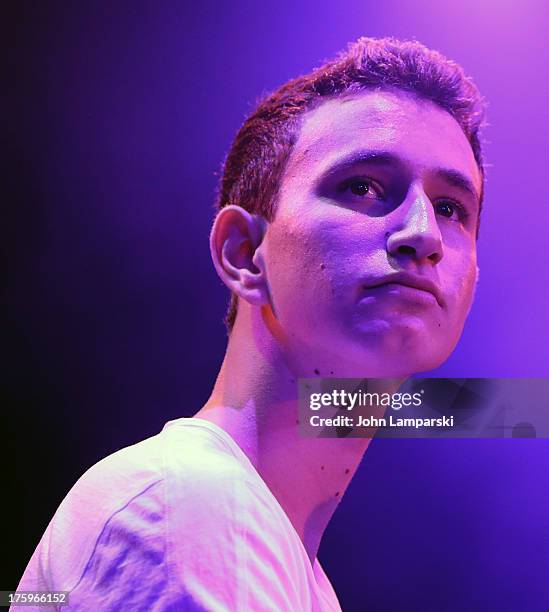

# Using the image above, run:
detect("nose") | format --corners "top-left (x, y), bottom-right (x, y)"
top-left (386, 184), bottom-right (443, 264)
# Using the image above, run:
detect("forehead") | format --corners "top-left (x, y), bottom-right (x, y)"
top-left (284, 89), bottom-right (481, 196)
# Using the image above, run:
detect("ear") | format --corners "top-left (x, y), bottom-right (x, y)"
top-left (210, 205), bottom-right (270, 307)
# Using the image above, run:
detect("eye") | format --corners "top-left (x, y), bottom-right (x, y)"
top-left (435, 199), bottom-right (468, 222)
top-left (339, 177), bottom-right (384, 200)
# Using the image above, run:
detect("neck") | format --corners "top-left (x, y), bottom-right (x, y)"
top-left (194, 305), bottom-right (403, 564)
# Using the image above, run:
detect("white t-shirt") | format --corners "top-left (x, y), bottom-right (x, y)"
top-left (14, 417), bottom-right (342, 611)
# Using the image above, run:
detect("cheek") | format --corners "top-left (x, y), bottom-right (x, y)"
top-left (264, 214), bottom-right (356, 328)
top-left (265, 221), bottom-right (329, 314)
top-left (266, 209), bottom-right (389, 304)
top-left (447, 248), bottom-right (478, 319)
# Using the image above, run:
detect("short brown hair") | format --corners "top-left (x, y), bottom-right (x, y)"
top-left (215, 37), bottom-right (487, 332)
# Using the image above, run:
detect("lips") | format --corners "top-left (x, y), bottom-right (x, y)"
top-left (363, 272), bottom-right (444, 307)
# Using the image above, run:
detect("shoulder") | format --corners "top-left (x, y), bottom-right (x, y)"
top-left (18, 419), bottom-right (315, 611)
top-left (51, 417), bottom-right (256, 544)
top-left (161, 418), bottom-right (260, 496)
top-left (20, 419), bottom-right (260, 590)
top-left (161, 420), bottom-right (315, 610)
top-left (22, 431), bottom-right (167, 594)
top-left (160, 418), bottom-right (290, 531)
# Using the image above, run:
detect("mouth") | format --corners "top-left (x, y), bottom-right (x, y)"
top-left (363, 274), bottom-right (444, 308)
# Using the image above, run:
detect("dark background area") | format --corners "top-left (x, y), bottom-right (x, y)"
top-left (3, 2), bottom-right (549, 610)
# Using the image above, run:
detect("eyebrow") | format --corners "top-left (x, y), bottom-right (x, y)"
top-left (317, 149), bottom-right (480, 204)
top-left (317, 150), bottom-right (401, 179)
top-left (432, 167), bottom-right (480, 204)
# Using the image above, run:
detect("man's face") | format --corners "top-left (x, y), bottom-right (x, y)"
top-left (261, 89), bottom-right (481, 378)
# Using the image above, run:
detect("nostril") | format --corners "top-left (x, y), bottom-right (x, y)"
top-left (397, 245), bottom-right (416, 256)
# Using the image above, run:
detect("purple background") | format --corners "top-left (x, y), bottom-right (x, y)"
top-left (4, 2), bottom-right (549, 610)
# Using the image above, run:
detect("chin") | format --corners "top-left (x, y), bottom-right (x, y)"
top-left (342, 322), bottom-right (457, 377)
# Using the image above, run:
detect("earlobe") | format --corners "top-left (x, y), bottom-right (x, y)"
top-left (210, 206), bottom-right (270, 307)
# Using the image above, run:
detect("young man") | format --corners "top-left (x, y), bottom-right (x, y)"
top-left (14, 37), bottom-right (485, 611)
